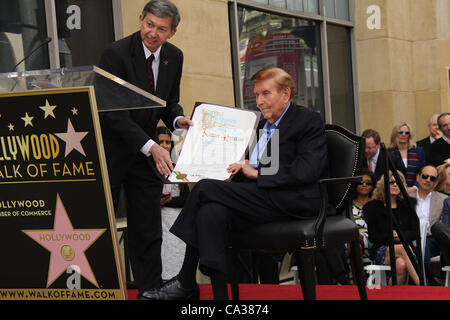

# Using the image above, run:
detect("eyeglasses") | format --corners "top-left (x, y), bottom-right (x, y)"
top-left (397, 130), bottom-right (410, 135)
top-left (358, 180), bottom-right (373, 186)
top-left (389, 180), bottom-right (397, 185)
top-left (421, 173), bottom-right (437, 182)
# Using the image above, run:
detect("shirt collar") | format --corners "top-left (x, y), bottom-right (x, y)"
top-left (443, 135), bottom-right (450, 144)
top-left (368, 148), bottom-right (380, 162)
top-left (142, 42), bottom-right (162, 63)
top-left (416, 189), bottom-right (433, 201)
top-left (263, 102), bottom-right (291, 131)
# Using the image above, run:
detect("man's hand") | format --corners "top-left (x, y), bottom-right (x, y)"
top-left (150, 143), bottom-right (173, 175)
top-left (227, 160), bottom-right (258, 179)
top-left (176, 117), bottom-right (194, 130)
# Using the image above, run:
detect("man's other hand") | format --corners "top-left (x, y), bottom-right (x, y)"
top-left (150, 144), bottom-right (173, 175)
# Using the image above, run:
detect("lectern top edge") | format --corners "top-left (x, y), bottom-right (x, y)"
top-left (0, 65), bottom-right (166, 111)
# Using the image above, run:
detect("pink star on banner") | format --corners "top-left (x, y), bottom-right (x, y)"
top-left (55, 119), bottom-right (88, 157)
top-left (22, 194), bottom-right (106, 288)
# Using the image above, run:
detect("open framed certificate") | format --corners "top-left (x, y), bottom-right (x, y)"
top-left (168, 103), bottom-right (260, 183)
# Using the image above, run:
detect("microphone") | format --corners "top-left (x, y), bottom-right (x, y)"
top-left (10, 37), bottom-right (52, 72)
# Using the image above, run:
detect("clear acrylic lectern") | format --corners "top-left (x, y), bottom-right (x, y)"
top-left (0, 65), bottom-right (165, 111)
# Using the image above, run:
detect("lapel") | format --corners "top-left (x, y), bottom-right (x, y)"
top-left (429, 192), bottom-right (442, 225)
top-left (393, 149), bottom-right (407, 171)
top-left (275, 103), bottom-right (295, 133)
top-left (257, 104), bottom-right (295, 167)
top-left (130, 32), bottom-right (151, 92)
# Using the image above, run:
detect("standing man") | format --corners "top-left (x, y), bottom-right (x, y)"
top-left (98, 0), bottom-right (192, 296)
top-left (430, 113), bottom-right (450, 166)
top-left (361, 129), bottom-right (386, 181)
top-left (143, 67), bottom-right (329, 300)
top-left (417, 114), bottom-right (443, 164)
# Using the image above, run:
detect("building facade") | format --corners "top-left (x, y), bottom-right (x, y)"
top-left (0, 0), bottom-right (449, 143)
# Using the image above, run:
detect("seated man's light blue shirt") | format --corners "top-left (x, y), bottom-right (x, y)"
top-left (249, 103), bottom-right (291, 168)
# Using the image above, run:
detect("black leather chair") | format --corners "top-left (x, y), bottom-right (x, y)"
top-left (229, 124), bottom-right (368, 300)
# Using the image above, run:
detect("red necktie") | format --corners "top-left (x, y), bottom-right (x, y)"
top-left (368, 158), bottom-right (373, 172)
top-left (147, 54), bottom-right (155, 94)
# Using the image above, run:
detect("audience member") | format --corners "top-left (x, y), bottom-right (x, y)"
top-left (430, 113), bottom-right (450, 166)
top-left (156, 126), bottom-right (190, 280)
top-left (436, 163), bottom-right (450, 196)
top-left (388, 122), bottom-right (425, 190)
top-left (407, 165), bottom-right (448, 285)
top-left (361, 129), bottom-right (386, 181)
top-left (350, 169), bottom-right (377, 257)
top-left (364, 170), bottom-right (420, 285)
top-left (416, 114), bottom-right (443, 164)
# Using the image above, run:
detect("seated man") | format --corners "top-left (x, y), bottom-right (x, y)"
top-left (408, 165), bottom-right (449, 285)
top-left (140, 67), bottom-right (329, 300)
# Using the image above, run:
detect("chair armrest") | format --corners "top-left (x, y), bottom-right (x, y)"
top-left (313, 175), bottom-right (363, 246)
top-left (319, 176), bottom-right (363, 185)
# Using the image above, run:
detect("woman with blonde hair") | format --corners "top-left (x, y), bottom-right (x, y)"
top-left (388, 122), bottom-right (426, 191)
top-left (436, 163), bottom-right (450, 196)
top-left (363, 170), bottom-right (420, 285)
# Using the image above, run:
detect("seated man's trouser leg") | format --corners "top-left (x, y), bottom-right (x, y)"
top-left (170, 179), bottom-right (320, 275)
top-left (431, 222), bottom-right (450, 266)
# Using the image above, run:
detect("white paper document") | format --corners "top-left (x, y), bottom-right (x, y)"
top-left (168, 103), bottom-right (259, 183)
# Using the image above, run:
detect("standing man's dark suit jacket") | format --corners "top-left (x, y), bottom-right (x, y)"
top-left (98, 31), bottom-right (184, 291)
top-left (99, 31), bottom-right (184, 179)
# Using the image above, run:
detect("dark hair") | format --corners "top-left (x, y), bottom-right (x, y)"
top-left (156, 126), bottom-right (173, 149)
top-left (142, 0), bottom-right (180, 30)
top-left (437, 112), bottom-right (450, 129)
top-left (352, 169), bottom-right (377, 199)
top-left (361, 129), bottom-right (381, 145)
top-left (417, 164), bottom-right (437, 176)
top-left (156, 125), bottom-right (171, 137)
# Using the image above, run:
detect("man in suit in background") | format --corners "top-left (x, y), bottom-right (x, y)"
top-left (361, 129), bottom-right (386, 181)
top-left (143, 67), bottom-right (329, 300)
top-left (417, 113), bottom-right (442, 164)
top-left (98, 0), bottom-right (192, 296)
top-left (430, 113), bottom-right (450, 167)
top-left (408, 165), bottom-right (448, 285)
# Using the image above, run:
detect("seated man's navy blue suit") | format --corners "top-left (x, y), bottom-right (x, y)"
top-left (170, 103), bottom-right (329, 275)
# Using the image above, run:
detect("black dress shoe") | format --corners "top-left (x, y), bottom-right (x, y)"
top-left (139, 278), bottom-right (199, 300)
top-left (428, 276), bottom-right (444, 286)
